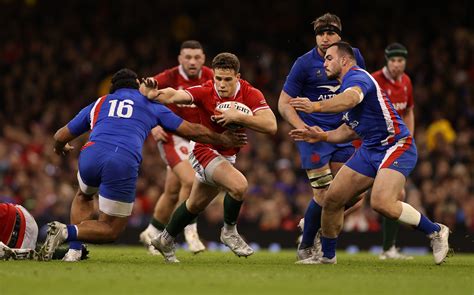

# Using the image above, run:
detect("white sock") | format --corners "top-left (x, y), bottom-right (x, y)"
top-left (397, 202), bottom-right (421, 226)
top-left (185, 223), bottom-right (197, 231)
top-left (146, 224), bottom-right (161, 236)
top-left (223, 223), bottom-right (237, 232)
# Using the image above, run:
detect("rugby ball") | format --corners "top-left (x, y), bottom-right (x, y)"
top-left (215, 101), bottom-right (253, 130)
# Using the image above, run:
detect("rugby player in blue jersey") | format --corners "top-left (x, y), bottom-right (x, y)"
top-left (278, 13), bottom-right (365, 261)
top-left (289, 42), bottom-right (449, 265)
top-left (39, 69), bottom-right (246, 261)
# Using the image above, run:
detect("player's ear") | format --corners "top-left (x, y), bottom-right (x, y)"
top-left (236, 72), bottom-right (241, 79)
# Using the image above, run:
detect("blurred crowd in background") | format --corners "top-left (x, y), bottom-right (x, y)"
top-left (0, 0), bottom-right (473, 237)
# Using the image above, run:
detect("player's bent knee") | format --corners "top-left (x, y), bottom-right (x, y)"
top-left (370, 196), bottom-right (393, 217)
top-left (228, 180), bottom-right (248, 200)
top-left (323, 193), bottom-right (344, 210)
top-left (186, 199), bottom-right (208, 213)
top-left (308, 169), bottom-right (333, 190)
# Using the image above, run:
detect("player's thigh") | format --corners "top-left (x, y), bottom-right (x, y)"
top-left (163, 166), bottom-right (181, 196)
top-left (371, 168), bottom-right (406, 207)
top-left (329, 143), bottom-right (355, 175)
top-left (186, 178), bottom-right (221, 212)
top-left (171, 158), bottom-right (195, 188)
top-left (158, 134), bottom-right (192, 169)
top-left (325, 165), bottom-right (373, 209)
top-left (212, 160), bottom-right (248, 198)
top-left (77, 144), bottom-right (105, 195)
top-left (372, 137), bottom-right (417, 207)
top-left (99, 153), bottom-right (139, 218)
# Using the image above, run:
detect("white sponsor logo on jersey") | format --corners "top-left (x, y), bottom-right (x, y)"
top-left (392, 102), bottom-right (407, 111)
top-left (317, 85), bottom-right (340, 93)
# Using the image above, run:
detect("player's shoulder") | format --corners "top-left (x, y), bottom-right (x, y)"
top-left (351, 47), bottom-right (363, 56)
top-left (345, 67), bottom-right (374, 86)
top-left (240, 79), bottom-right (265, 98)
top-left (296, 49), bottom-right (315, 64)
top-left (240, 79), bottom-right (259, 92)
top-left (155, 66), bottom-right (179, 80)
top-left (401, 73), bottom-right (412, 84)
top-left (371, 68), bottom-right (385, 80)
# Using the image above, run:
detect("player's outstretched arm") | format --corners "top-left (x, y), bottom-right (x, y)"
top-left (289, 124), bottom-right (358, 144)
top-left (278, 90), bottom-right (306, 129)
top-left (174, 121), bottom-right (247, 148)
top-left (140, 78), bottom-right (192, 104)
top-left (53, 126), bottom-right (76, 156)
top-left (290, 87), bottom-right (363, 113)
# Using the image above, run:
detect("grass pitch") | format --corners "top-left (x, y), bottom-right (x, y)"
top-left (0, 246), bottom-right (472, 295)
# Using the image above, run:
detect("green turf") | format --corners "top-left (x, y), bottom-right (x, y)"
top-left (0, 247), bottom-right (472, 295)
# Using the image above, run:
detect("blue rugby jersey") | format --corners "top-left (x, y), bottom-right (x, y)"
top-left (340, 66), bottom-right (410, 148)
top-left (67, 88), bottom-right (183, 161)
top-left (283, 47), bottom-right (365, 130)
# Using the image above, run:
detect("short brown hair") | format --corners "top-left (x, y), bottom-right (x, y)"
top-left (180, 40), bottom-right (203, 50)
top-left (328, 41), bottom-right (355, 61)
top-left (312, 13), bottom-right (342, 31)
top-left (212, 52), bottom-right (240, 73)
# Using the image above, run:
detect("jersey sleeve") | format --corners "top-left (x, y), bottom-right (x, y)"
top-left (151, 103), bottom-right (184, 132)
top-left (247, 88), bottom-right (270, 113)
top-left (67, 102), bottom-right (94, 136)
top-left (353, 48), bottom-right (366, 70)
top-left (282, 57), bottom-right (305, 98)
top-left (184, 85), bottom-right (206, 107)
top-left (344, 73), bottom-right (372, 100)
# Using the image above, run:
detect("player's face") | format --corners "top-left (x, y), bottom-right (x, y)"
top-left (315, 29), bottom-right (341, 54)
top-left (324, 46), bottom-right (342, 80)
top-left (178, 48), bottom-right (205, 79)
top-left (213, 68), bottom-right (240, 98)
top-left (387, 56), bottom-right (406, 79)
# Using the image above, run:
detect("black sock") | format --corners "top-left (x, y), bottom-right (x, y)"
top-left (151, 217), bottom-right (166, 231)
top-left (166, 201), bottom-right (198, 237)
top-left (223, 193), bottom-right (243, 225)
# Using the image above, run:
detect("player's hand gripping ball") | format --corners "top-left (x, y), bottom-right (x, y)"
top-left (214, 102), bottom-right (253, 130)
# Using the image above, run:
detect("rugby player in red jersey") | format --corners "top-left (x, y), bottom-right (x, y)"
top-left (139, 40), bottom-right (214, 255)
top-left (141, 52), bottom-right (277, 263)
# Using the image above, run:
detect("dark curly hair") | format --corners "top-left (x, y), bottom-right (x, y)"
top-left (110, 68), bottom-right (139, 93)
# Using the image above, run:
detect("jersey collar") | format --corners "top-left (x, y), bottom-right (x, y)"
top-left (214, 81), bottom-right (241, 100)
top-left (178, 65), bottom-right (202, 81)
top-left (382, 66), bottom-right (402, 83)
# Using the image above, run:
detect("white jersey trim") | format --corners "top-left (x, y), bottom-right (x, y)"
top-left (98, 195), bottom-right (134, 217)
top-left (354, 68), bottom-right (396, 146)
top-left (89, 96), bottom-right (105, 129)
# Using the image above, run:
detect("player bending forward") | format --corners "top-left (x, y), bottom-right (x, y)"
top-left (141, 52), bottom-right (277, 263)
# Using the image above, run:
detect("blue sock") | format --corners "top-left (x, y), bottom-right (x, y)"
top-left (300, 199), bottom-right (322, 249)
top-left (69, 241), bottom-right (83, 250)
top-left (321, 236), bottom-right (337, 259)
top-left (66, 225), bottom-right (78, 242)
top-left (416, 214), bottom-right (441, 235)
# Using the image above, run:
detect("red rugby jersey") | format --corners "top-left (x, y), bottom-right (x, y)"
top-left (371, 67), bottom-right (414, 117)
top-left (154, 65), bottom-right (213, 123)
top-left (185, 79), bottom-right (270, 156)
